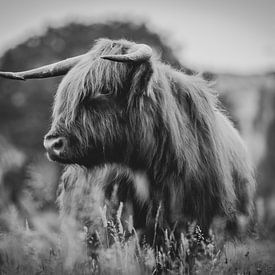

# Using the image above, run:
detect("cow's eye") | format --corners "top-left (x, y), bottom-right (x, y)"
top-left (83, 91), bottom-right (112, 105)
top-left (100, 90), bottom-right (112, 96)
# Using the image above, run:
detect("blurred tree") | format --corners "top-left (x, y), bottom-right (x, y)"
top-left (258, 91), bottom-right (275, 197)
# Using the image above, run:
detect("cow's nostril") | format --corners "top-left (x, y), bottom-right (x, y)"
top-left (44, 136), bottom-right (66, 156)
top-left (53, 138), bottom-right (64, 150)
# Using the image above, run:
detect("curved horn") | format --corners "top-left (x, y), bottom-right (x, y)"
top-left (100, 44), bottom-right (152, 63)
top-left (0, 54), bottom-right (87, 81)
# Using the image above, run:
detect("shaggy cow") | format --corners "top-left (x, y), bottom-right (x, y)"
top-left (0, 39), bottom-right (255, 242)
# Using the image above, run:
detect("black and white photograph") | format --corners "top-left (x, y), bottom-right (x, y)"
top-left (0, 0), bottom-right (275, 274)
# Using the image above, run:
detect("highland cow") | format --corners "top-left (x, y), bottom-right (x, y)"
top-left (0, 39), bottom-right (256, 243)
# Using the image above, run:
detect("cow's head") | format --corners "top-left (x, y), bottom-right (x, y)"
top-left (0, 39), bottom-right (155, 168)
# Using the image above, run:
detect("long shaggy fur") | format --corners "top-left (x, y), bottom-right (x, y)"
top-left (49, 39), bottom-right (256, 241)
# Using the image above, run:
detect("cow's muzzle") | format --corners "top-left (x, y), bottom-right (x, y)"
top-left (43, 135), bottom-right (67, 161)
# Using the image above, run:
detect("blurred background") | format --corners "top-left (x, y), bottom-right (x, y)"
top-left (0, 0), bottom-right (275, 238)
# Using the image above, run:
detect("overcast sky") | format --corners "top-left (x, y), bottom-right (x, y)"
top-left (0, 0), bottom-right (274, 74)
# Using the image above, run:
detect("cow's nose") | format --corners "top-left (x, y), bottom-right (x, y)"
top-left (43, 136), bottom-right (66, 156)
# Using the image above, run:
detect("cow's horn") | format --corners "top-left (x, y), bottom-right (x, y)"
top-left (100, 44), bottom-right (152, 62)
top-left (0, 54), bottom-right (87, 80)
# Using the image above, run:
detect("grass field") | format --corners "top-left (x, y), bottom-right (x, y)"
top-left (0, 204), bottom-right (275, 275)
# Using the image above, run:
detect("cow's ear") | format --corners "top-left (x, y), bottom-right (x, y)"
top-left (129, 61), bottom-right (153, 96)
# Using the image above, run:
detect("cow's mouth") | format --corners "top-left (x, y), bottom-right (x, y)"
top-left (46, 151), bottom-right (91, 166)
top-left (45, 144), bottom-right (106, 168)
top-left (46, 151), bottom-right (72, 164)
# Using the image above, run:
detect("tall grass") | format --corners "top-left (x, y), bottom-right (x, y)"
top-left (1, 198), bottom-right (275, 275)
top-left (0, 201), bottom-right (215, 274)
